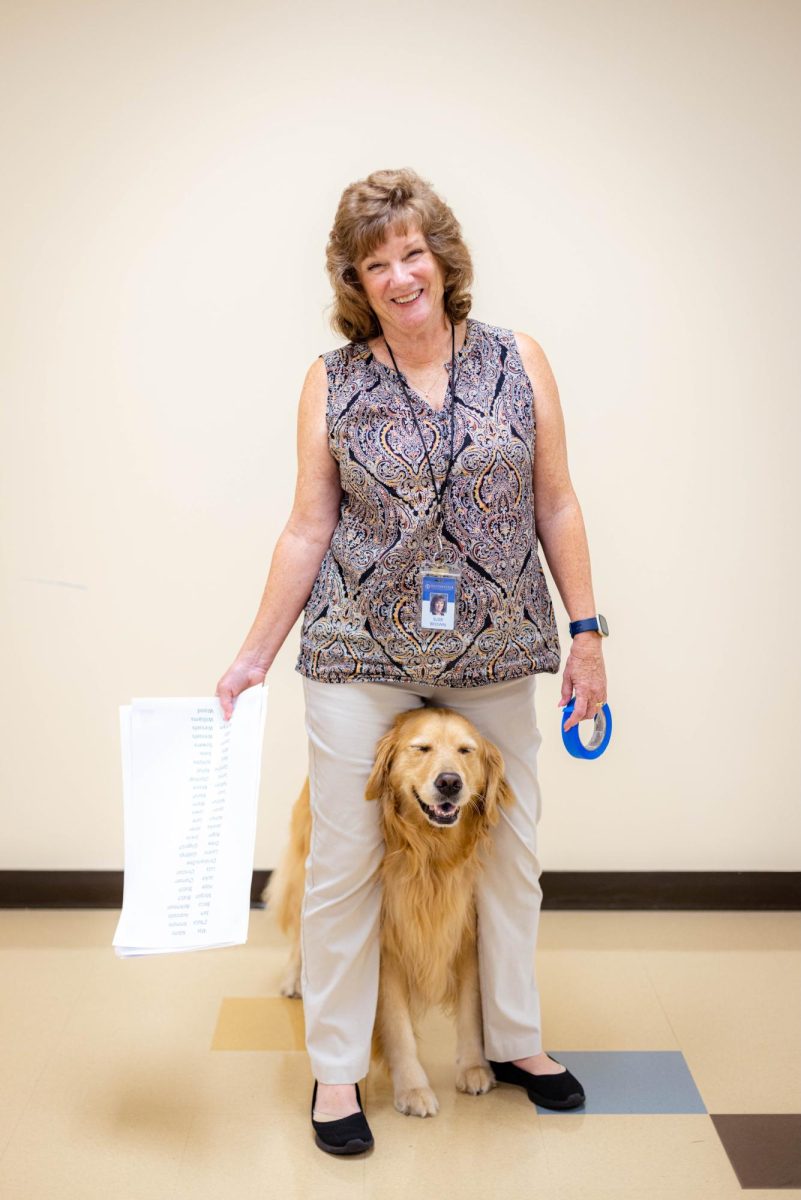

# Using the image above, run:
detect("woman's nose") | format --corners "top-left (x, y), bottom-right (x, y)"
top-left (388, 261), bottom-right (414, 287)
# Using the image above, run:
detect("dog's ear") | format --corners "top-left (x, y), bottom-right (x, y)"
top-left (365, 726), bottom-right (398, 802)
top-left (480, 738), bottom-right (515, 819)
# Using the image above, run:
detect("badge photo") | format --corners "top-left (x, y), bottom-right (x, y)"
top-left (419, 566), bottom-right (460, 631)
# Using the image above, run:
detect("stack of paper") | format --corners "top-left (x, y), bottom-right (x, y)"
top-left (113, 684), bottom-right (268, 957)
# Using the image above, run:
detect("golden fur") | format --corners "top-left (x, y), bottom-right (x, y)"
top-left (265, 706), bottom-right (514, 1117)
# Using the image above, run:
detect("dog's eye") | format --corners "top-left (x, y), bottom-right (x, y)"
top-left (458, 747), bottom-right (474, 755)
top-left (414, 745), bottom-right (431, 753)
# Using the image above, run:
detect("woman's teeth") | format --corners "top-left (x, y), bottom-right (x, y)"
top-left (392, 290), bottom-right (422, 305)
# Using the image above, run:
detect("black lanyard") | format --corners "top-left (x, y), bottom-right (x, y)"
top-left (383, 321), bottom-right (457, 535)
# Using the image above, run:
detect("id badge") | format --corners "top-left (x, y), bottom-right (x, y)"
top-left (419, 564), bottom-right (461, 631)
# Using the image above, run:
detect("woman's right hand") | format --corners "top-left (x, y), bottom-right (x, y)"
top-left (215, 655), bottom-right (268, 722)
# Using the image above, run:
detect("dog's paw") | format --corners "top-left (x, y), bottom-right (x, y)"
top-left (279, 975), bottom-right (302, 999)
top-left (456, 1064), bottom-right (496, 1095)
top-left (394, 1085), bottom-right (440, 1118)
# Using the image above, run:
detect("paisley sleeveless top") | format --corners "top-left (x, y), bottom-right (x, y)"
top-left (295, 318), bottom-right (560, 687)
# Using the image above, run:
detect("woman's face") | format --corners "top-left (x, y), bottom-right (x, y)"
top-left (356, 222), bottom-right (445, 340)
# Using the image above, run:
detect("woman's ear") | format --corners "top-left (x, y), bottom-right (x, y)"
top-left (365, 727), bottom-right (397, 802)
top-left (480, 738), bottom-right (515, 820)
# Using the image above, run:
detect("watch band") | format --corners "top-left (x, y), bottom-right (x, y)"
top-left (569, 614), bottom-right (609, 637)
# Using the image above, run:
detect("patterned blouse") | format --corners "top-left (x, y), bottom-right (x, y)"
top-left (295, 317), bottom-right (560, 687)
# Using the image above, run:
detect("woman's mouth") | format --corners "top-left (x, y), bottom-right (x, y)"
top-left (391, 289), bottom-right (423, 306)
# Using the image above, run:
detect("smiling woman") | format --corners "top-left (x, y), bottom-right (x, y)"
top-left (326, 171), bottom-right (473, 347)
top-left (355, 231), bottom-right (444, 334)
top-left (216, 166), bottom-right (606, 1154)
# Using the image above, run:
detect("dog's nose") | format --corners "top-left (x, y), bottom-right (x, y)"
top-left (434, 772), bottom-right (462, 798)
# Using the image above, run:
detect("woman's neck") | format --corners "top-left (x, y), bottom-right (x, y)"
top-left (374, 313), bottom-right (464, 369)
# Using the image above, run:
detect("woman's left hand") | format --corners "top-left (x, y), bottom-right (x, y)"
top-left (560, 634), bottom-right (607, 732)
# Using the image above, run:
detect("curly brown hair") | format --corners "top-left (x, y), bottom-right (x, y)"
top-left (326, 168), bottom-right (474, 343)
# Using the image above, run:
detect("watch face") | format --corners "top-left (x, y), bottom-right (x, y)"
top-left (598, 614), bottom-right (609, 636)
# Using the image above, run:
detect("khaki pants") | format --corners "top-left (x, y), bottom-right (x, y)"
top-left (300, 674), bottom-right (545, 1084)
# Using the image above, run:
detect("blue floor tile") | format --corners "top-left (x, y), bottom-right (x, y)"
top-left (535, 1051), bottom-right (707, 1114)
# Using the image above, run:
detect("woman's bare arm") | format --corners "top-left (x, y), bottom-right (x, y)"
top-left (514, 332), bottom-right (607, 729)
top-left (216, 357), bottom-right (342, 717)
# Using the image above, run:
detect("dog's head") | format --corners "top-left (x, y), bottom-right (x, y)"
top-left (365, 707), bottom-right (514, 835)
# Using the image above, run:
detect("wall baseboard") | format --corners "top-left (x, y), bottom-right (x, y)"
top-left (0, 870), bottom-right (798, 910)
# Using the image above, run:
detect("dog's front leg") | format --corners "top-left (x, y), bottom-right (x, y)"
top-left (376, 955), bottom-right (439, 1117)
top-left (454, 934), bottom-right (496, 1096)
top-left (279, 936), bottom-right (302, 999)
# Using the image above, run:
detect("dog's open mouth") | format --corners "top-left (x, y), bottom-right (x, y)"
top-left (413, 788), bottom-right (461, 826)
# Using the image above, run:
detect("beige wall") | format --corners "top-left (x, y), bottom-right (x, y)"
top-left (2, 0), bottom-right (799, 872)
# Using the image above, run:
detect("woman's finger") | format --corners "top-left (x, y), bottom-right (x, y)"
top-left (564, 691), bottom-right (589, 732)
top-left (216, 682), bottom-right (235, 722)
top-left (563, 692), bottom-right (609, 732)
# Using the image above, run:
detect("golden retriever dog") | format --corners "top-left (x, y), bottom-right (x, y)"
top-left (265, 706), bottom-right (514, 1117)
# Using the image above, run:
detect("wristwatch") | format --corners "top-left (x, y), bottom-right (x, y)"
top-left (569, 614), bottom-right (609, 637)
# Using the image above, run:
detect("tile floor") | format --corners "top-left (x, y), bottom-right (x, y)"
top-left (0, 908), bottom-right (799, 1199)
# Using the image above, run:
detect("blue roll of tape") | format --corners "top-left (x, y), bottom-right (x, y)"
top-left (561, 699), bottom-right (613, 759)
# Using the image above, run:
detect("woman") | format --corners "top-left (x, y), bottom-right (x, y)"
top-left (216, 168), bottom-right (608, 1155)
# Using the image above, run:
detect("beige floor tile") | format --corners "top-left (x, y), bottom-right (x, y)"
top-left (538, 910), bottom-right (801, 953)
top-left (0, 949), bottom-right (102, 1156)
top-left (0, 1078), bottom-right (193, 1200)
top-left (170, 1109), bottom-right (368, 1200)
top-left (535, 949), bottom-right (679, 1049)
top-left (363, 1067), bottom-right (552, 1198)
top-left (0, 1048), bottom-right (318, 1199)
top-left (14, 1031), bottom-right (314, 1126)
top-left (0, 909), bottom-right (134, 949)
top-left (642, 948), bottom-right (801, 1111)
top-left (538, 1114), bottom-right (741, 1198)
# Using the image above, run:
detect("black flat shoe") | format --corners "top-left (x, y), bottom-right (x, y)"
top-left (488, 1057), bottom-right (586, 1110)
top-left (311, 1081), bottom-right (374, 1155)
